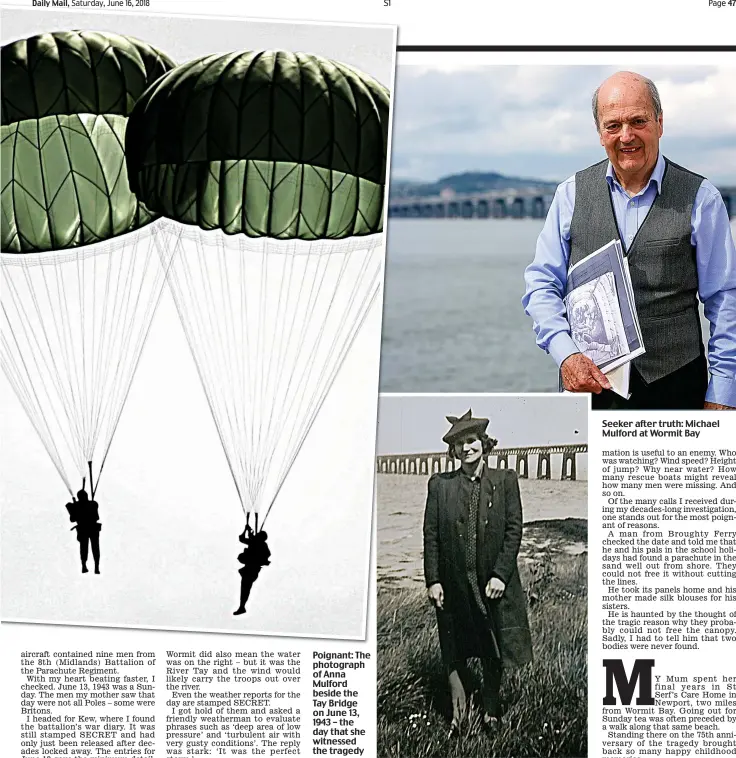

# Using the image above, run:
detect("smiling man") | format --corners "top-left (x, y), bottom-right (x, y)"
top-left (522, 70), bottom-right (736, 410)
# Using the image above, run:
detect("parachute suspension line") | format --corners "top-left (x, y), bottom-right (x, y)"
top-left (251, 239), bottom-right (335, 507)
top-left (202, 235), bottom-right (242, 498)
top-left (0, 225), bottom-right (168, 490)
top-left (88, 236), bottom-right (117, 444)
top-left (82, 228), bottom-right (164, 477)
top-left (0, 304), bottom-right (74, 495)
top-left (55, 112), bottom-right (92, 447)
top-left (160, 227), bottom-right (383, 521)
top-left (89, 240), bottom-right (137, 456)
top-left (253, 235), bottom-right (267, 503)
top-left (250, 233), bottom-right (277, 509)
top-left (154, 229), bottom-right (245, 509)
top-left (92, 237), bottom-right (145, 453)
top-left (51, 255), bottom-right (87, 458)
top-left (78, 237), bottom-right (89, 455)
top-left (229, 239), bottom-right (257, 512)
top-left (216, 240), bottom-right (241, 494)
top-left (3, 267), bottom-right (85, 471)
top-left (261, 242), bottom-right (355, 497)
top-left (269, 242), bottom-right (353, 459)
top-left (248, 235), bottom-right (382, 521)
top-left (196, 233), bottom-right (247, 508)
top-left (238, 242), bottom-right (251, 510)
top-left (94, 228), bottom-right (171, 493)
top-left (88, 460), bottom-right (95, 499)
top-left (261, 239), bottom-right (383, 526)
top-left (93, 228), bottom-right (166, 464)
top-left (5, 265), bottom-right (85, 466)
top-left (240, 239), bottom-right (299, 510)
top-left (251, 241), bottom-right (301, 510)
top-left (89, 248), bottom-right (98, 457)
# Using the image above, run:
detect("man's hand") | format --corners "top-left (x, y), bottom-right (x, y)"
top-left (561, 353), bottom-right (611, 393)
top-left (427, 583), bottom-right (444, 610)
top-left (704, 402), bottom-right (735, 410)
top-left (485, 577), bottom-right (506, 599)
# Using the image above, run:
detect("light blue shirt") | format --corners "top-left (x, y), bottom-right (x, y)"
top-left (522, 152), bottom-right (736, 406)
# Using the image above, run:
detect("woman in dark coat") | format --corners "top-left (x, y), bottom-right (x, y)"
top-left (423, 410), bottom-right (533, 730)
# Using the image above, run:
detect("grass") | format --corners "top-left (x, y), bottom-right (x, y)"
top-left (377, 521), bottom-right (588, 758)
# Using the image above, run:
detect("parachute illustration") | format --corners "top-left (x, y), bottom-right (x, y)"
top-left (1, 31), bottom-right (175, 496)
top-left (126, 50), bottom-right (389, 531)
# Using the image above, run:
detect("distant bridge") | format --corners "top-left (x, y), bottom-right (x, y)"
top-left (376, 444), bottom-right (588, 481)
top-left (388, 188), bottom-right (555, 220)
top-left (388, 186), bottom-right (736, 220)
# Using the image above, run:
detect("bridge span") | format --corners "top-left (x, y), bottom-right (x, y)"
top-left (388, 186), bottom-right (736, 220)
top-left (389, 188), bottom-right (554, 220)
top-left (376, 444), bottom-right (588, 481)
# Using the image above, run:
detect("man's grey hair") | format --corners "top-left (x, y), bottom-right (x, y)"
top-left (592, 73), bottom-right (662, 131)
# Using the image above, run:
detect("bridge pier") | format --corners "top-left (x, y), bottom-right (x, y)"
top-left (536, 452), bottom-right (551, 480)
top-left (561, 451), bottom-right (577, 481)
top-left (496, 453), bottom-right (509, 469)
top-left (515, 453), bottom-right (529, 478)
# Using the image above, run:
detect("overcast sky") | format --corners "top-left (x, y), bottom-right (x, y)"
top-left (377, 394), bottom-right (588, 455)
top-left (391, 64), bottom-right (736, 185)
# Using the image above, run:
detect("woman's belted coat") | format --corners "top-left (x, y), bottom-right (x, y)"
top-left (423, 465), bottom-right (533, 669)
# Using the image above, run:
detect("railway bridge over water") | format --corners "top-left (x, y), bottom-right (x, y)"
top-left (376, 444), bottom-right (588, 481)
top-left (388, 186), bottom-right (736, 220)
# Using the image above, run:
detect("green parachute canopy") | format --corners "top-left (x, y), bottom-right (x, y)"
top-left (1, 30), bottom-right (175, 253)
top-left (126, 50), bottom-right (390, 240)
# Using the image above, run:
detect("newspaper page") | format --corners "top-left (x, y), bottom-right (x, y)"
top-left (0, 4), bottom-right (395, 758)
top-left (3, 2), bottom-right (735, 758)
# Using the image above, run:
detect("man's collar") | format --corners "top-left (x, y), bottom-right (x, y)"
top-left (606, 151), bottom-right (665, 196)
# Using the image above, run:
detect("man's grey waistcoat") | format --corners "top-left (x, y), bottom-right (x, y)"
top-left (569, 158), bottom-right (704, 383)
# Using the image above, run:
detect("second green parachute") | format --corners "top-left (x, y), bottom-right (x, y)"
top-left (127, 49), bottom-right (390, 525)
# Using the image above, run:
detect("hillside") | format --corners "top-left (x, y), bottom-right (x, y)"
top-left (390, 170), bottom-right (559, 198)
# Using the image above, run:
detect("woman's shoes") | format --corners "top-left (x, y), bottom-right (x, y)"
top-left (448, 713), bottom-right (499, 738)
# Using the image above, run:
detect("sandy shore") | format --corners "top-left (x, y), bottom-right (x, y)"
top-left (377, 473), bottom-right (587, 587)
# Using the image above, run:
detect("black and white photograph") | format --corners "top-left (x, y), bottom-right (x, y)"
top-left (0, 8), bottom-right (395, 639)
top-left (377, 393), bottom-right (588, 757)
top-left (382, 63), bottom-right (736, 410)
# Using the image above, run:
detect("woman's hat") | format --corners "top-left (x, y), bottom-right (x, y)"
top-left (442, 409), bottom-right (489, 444)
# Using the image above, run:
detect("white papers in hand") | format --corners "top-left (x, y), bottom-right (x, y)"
top-left (564, 238), bottom-right (645, 379)
top-left (605, 363), bottom-right (631, 399)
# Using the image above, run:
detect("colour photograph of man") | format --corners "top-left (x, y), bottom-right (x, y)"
top-left (523, 70), bottom-right (736, 410)
top-left (383, 64), bottom-right (735, 398)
